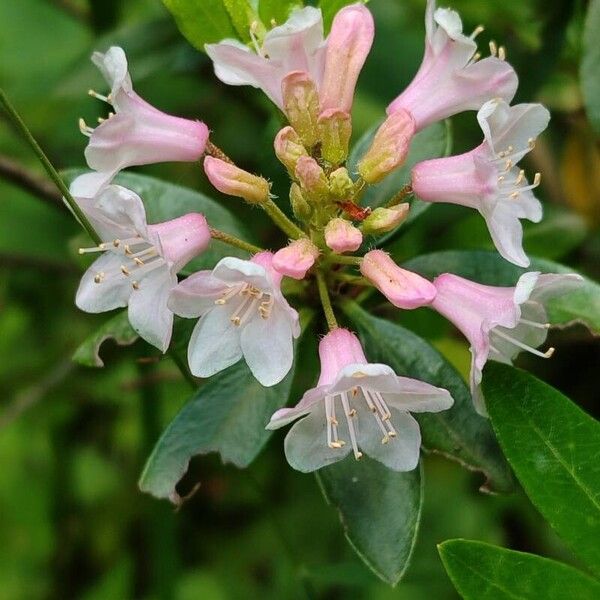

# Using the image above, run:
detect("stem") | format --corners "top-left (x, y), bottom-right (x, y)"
top-left (209, 227), bottom-right (263, 254)
top-left (0, 88), bottom-right (101, 244)
top-left (325, 254), bottom-right (362, 266)
top-left (332, 272), bottom-right (372, 286)
top-left (386, 184), bottom-right (413, 207)
top-left (262, 199), bottom-right (305, 239)
top-left (315, 269), bottom-right (338, 331)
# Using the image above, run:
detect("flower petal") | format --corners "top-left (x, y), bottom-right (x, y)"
top-left (91, 46), bottom-right (132, 99)
top-left (385, 377), bottom-right (454, 413)
top-left (482, 201), bottom-right (531, 267)
top-left (212, 256), bottom-right (270, 289)
top-left (283, 403), bottom-right (351, 472)
top-left (168, 271), bottom-right (227, 318)
top-left (187, 307), bottom-right (242, 378)
top-left (240, 304), bottom-right (294, 386)
top-left (128, 267), bottom-right (176, 352)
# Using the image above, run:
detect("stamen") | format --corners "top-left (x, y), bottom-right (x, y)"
top-left (94, 273), bottom-right (104, 284)
top-left (519, 318), bottom-right (550, 329)
top-left (515, 169), bottom-right (525, 185)
top-left (132, 281), bottom-right (140, 290)
top-left (78, 118), bottom-right (94, 137)
top-left (498, 46), bottom-right (506, 60)
top-left (215, 285), bottom-right (242, 305)
top-left (78, 243), bottom-right (108, 254)
top-left (493, 328), bottom-right (555, 358)
top-left (259, 295), bottom-right (274, 319)
top-left (528, 137), bottom-right (536, 149)
top-left (489, 40), bottom-right (497, 56)
top-left (470, 25), bottom-right (485, 39)
top-left (249, 21), bottom-right (264, 57)
top-left (340, 392), bottom-right (362, 460)
top-left (88, 89), bottom-right (109, 103)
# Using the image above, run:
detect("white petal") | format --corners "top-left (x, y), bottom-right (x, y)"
top-left (92, 185), bottom-right (148, 236)
top-left (91, 46), bottom-right (132, 98)
top-left (128, 267), bottom-right (176, 352)
top-left (187, 307), bottom-right (242, 378)
top-left (481, 202), bottom-right (530, 267)
top-left (384, 377), bottom-right (454, 413)
top-left (530, 273), bottom-right (584, 303)
top-left (76, 253), bottom-right (131, 313)
top-left (70, 171), bottom-right (113, 198)
top-left (240, 304), bottom-right (294, 387)
top-left (357, 407), bottom-right (421, 471)
top-left (212, 257), bottom-right (270, 289)
top-left (168, 271), bottom-right (227, 318)
top-left (283, 403), bottom-right (351, 472)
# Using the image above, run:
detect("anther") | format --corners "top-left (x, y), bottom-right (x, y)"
top-left (498, 46), bottom-right (506, 61)
top-left (504, 159), bottom-right (513, 170)
top-left (471, 25), bottom-right (485, 39)
top-left (515, 170), bottom-right (525, 185)
top-left (88, 89), bottom-right (109, 102)
top-left (94, 273), bottom-right (104, 284)
top-left (132, 281), bottom-right (140, 290)
top-left (528, 138), bottom-right (536, 149)
top-left (489, 40), bottom-right (497, 56)
top-left (78, 118), bottom-right (94, 137)
top-left (510, 191), bottom-right (520, 199)
top-left (120, 266), bottom-right (130, 276)
top-left (533, 172), bottom-right (541, 186)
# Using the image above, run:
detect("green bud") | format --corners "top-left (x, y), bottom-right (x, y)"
top-left (360, 203), bottom-right (410, 235)
top-left (290, 183), bottom-right (312, 221)
top-left (329, 167), bottom-right (354, 198)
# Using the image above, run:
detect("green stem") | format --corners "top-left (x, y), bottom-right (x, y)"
top-left (332, 272), bottom-right (372, 286)
top-left (0, 88), bottom-right (101, 245)
top-left (315, 269), bottom-right (338, 331)
top-left (209, 227), bottom-right (263, 254)
top-left (325, 254), bottom-right (362, 266)
top-left (262, 198), bottom-right (305, 239)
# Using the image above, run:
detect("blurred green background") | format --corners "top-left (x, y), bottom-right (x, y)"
top-left (1, 0), bottom-right (599, 598)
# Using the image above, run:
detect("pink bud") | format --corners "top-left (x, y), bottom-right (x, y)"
top-left (148, 213), bottom-right (210, 271)
top-left (281, 71), bottom-right (320, 147)
top-left (295, 156), bottom-right (329, 198)
top-left (273, 238), bottom-right (320, 280)
top-left (320, 4), bottom-right (375, 113)
top-left (317, 328), bottom-right (368, 386)
top-left (324, 218), bottom-right (363, 253)
top-left (358, 110), bottom-right (415, 184)
top-left (360, 250), bottom-right (436, 309)
top-left (204, 156), bottom-right (270, 204)
top-left (274, 126), bottom-right (308, 175)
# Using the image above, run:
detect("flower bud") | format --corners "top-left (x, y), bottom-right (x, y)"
top-left (274, 126), bottom-right (308, 175)
top-left (329, 167), bottom-right (354, 198)
top-left (273, 238), bottom-right (320, 280)
top-left (318, 109), bottom-right (352, 165)
top-left (290, 183), bottom-right (312, 221)
top-left (204, 156), bottom-right (270, 204)
top-left (281, 71), bottom-right (319, 148)
top-left (358, 110), bottom-right (416, 184)
top-left (324, 218), bottom-right (363, 253)
top-left (320, 4), bottom-right (375, 113)
top-left (295, 156), bottom-right (329, 200)
top-left (360, 250), bottom-right (436, 309)
top-left (360, 203), bottom-right (409, 235)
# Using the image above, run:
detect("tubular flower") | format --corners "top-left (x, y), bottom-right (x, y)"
top-left (168, 252), bottom-right (300, 387)
top-left (273, 238), bottom-right (320, 280)
top-left (430, 272), bottom-right (583, 415)
top-left (387, 0), bottom-right (518, 131)
top-left (205, 7), bottom-right (327, 110)
top-left (80, 47), bottom-right (209, 176)
top-left (324, 218), bottom-right (363, 253)
top-left (412, 99), bottom-right (550, 266)
top-left (75, 182), bottom-right (210, 352)
top-left (267, 328), bottom-right (453, 472)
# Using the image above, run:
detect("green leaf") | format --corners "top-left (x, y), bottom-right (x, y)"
top-left (222, 0), bottom-right (259, 42)
top-left (439, 539), bottom-right (600, 600)
top-left (347, 120), bottom-right (451, 243)
top-left (483, 363), bottom-right (600, 576)
top-left (582, 0), bottom-right (600, 134)
top-left (316, 457), bottom-right (423, 585)
top-left (259, 0), bottom-right (301, 25)
top-left (342, 301), bottom-right (513, 493)
top-left (162, 0), bottom-right (237, 50)
top-left (138, 313), bottom-right (315, 503)
top-left (65, 169), bottom-right (256, 273)
top-left (404, 250), bottom-right (600, 334)
top-left (72, 311), bottom-right (138, 367)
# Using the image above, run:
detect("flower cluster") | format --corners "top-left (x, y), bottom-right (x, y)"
top-left (71, 1), bottom-right (581, 473)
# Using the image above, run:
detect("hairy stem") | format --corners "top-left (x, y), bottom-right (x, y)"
top-left (325, 254), bottom-right (362, 266)
top-left (262, 198), bottom-right (305, 239)
top-left (0, 89), bottom-right (101, 244)
top-left (315, 269), bottom-right (338, 331)
top-left (209, 227), bottom-right (263, 254)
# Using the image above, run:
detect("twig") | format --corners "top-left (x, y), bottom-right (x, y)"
top-left (0, 153), bottom-right (63, 208)
top-left (315, 269), bottom-right (338, 331)
top-left (210, 227), bottom-right (263, 254)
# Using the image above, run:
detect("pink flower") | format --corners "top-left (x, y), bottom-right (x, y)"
top-left (203, 156), bottom-right (270, 204)
top-left (360, 250), bottom-right (437, 309)
top-left (430, 272), bottom-right (583, 415)
top-left (273, 238), bottom-right (320, 280)
top-left (168, 252), bottom-right (300, 387)
top-left (324, 218), bottom-right (363, 253)
top-left (205, 4), bottom-right (373, 114)
top-left (412, 99), bottom-right (550, 266)
top-left (267, 328), bottom-right (453, 471)
top-left (74, 176), bottom-right (210, 352)
top-left (81, 47), bottom-right (208, 175)
top-left (387, 0), bottom-right (517, 131)
top-left (319, 3), bottom-right (374, 113)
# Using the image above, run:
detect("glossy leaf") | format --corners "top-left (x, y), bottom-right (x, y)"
top-left (404, 250), bottom-right (600, 334)
top-left (483, 363), bottom-right (600, 576)
top-left (222, 0), bottom-right (258, 42)
top-left (582, 0), bottom-right (600, 133)
top-left (343, 301), bottom-right (513, 493)
top-left (348, 120), bottom-right (451, 243)
top-left (439, 539), bottom-right (600, 600)
top-left (162, 0), bottom-right (237, 50)
top-left (317, 457), bottom-right (423, 585)
top-left (139, 359), bottom-right (297, 503)
top-left (72, 311), bottom-right (138, 367)
top-left (259, 0), bottom-right (301, 25)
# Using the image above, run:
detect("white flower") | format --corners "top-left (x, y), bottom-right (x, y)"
top-left (412, 99), bottom-right (550, 267)
top-left (74, 175), bottom-right (210, 352)
top-left (268, 329), bottom-right (453, 471)
top-left (168, 252), bottom-right (300, 386)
